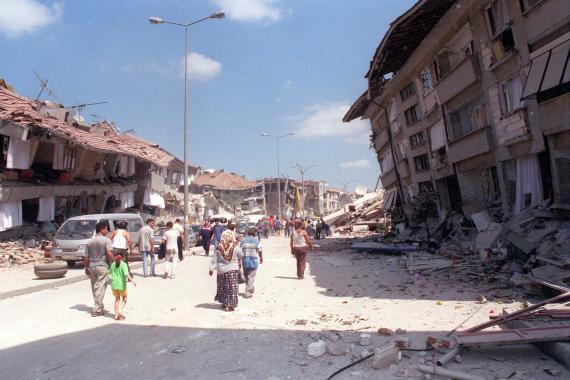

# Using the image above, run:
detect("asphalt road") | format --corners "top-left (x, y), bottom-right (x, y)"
top-left (0, 236), bottom-right (566, 380)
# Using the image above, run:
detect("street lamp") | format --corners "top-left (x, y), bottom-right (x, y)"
top-left (149, 10), bottom-right (224, 249)
top-left (292, 163), bottom-right (319, 217)
top-left (261, 132), bottom-right (294, 218)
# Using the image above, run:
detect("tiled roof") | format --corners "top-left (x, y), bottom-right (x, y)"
top-left (0, 87), bottom-right (175, 167)
top-left (192, 171), bottom-right (258, 190)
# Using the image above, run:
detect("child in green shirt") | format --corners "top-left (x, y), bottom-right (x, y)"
top-left (109, 255), bottom-right (136, 320)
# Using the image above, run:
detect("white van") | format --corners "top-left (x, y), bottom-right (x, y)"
top-left (52, 213), bottom-right (144, 267)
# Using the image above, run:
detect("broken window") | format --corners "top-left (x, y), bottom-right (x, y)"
top-left (435, 52), bottom-right (452, 80)
top-left (485, 0), bottom-right (509, 39)
top-left (413, 154), bottom-right (430, 172)
top-left (380, 151), bottom-right (394, 174)
top-left (482, 166), bottom-right (501, 202)
top-left (404, 104), bottom-right (420, 125)
top-left (420, 66), bottom-right (433, 93)
top-left (400, 82), bottom-right (415, 100)
top-left (499, 75), bottom-right (524, 115)
top-left (409, 132), bottom-right (425, 149)
top-left (418, 181), bottom-right (435, 193)
top-left (447, 96), bottom-right (487, 140)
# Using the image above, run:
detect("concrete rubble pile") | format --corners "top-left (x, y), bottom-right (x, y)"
top-left (323, 191), bottom-right (386, 236)
top-left (336, 200), bottom-right (570, 376)
top-left (0, 225), bottom-right (49, 269)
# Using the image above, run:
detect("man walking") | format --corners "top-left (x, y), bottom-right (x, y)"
top-left (241, 228), bottom-right (263, 298)
top-left (174, 218), bottom-right (185, 262)
top-left (83, 221), bottom-right (115, 317)
top-left (200, 219), bottom-right (213, 256)
top-left (212, 220), bottom-right (225, 248)
top-left (138, 218), bottom-right (155, 277)
top-left (162, 222), bottom-right (179, 279)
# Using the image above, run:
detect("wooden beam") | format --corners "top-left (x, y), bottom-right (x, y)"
top-left (456, 325), bottom-right (570, 347)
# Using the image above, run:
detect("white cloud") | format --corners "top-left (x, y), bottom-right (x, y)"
top-left (0, 0), bottom-right (62, 38)
top-left (182, 52), bottom-right (222, 81)
top-left (213, 0), bottom-right (282, 22)
top-left (291, 102), bottom-right (370, 144)
top-left (340, 159), bottom-right (371, 169)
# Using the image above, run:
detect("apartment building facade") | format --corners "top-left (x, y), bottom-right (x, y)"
top-left (345, 0), bottom-right (570, 222)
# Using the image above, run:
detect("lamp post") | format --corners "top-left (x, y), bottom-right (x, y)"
top-left (293, 163), bottom-right (319, 217)
top-left (149, 10), bottom-right (224, 249)
top-left (261, 132), bottom-right (294, 218)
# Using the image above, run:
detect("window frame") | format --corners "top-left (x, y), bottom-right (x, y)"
top-left (420, 66), bottom-right (434, 93)
top-left (404, 104), bottom-right (420, 126)
top-left (409, 132), bottom-right (426, 149)
top-left (400, 82), bottom-right (416, 100)
top-left (413, 154), bottom-right (430, 172)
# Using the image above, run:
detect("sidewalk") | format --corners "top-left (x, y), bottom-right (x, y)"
top-left (0, 247), bottom-right (203, 300)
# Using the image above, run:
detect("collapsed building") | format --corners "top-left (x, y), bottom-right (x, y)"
top-left (344, 0), bottom-right (570, 224)
top-left (0, 85), bottom-right (187, 233)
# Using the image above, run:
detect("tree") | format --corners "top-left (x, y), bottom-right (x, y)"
top-left (411, 196), bottom-right (438, 248)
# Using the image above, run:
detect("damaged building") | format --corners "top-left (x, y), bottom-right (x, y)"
top-left (344, 0), bottom-right (570, 222)
top-left (0, 85), bottom-right (185, 231)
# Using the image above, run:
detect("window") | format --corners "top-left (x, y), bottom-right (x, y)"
top-left (420, 66), bottom-right (434, 92)
top-left (419, 181), bottom-right (435, 193)
top-left (409, 132), bottom-right (426, 149)
top-left (519, 0), bottom-right (542, 13)
top-left (404, 104), bottom-right (420, 125)
top-left (485, 0), bottom-right (509, 38)
top-left (499, 75), bottom-right (524, 115)
top-left (413, 154), bottom-right (430, 172)
top-left (400, 82), bottom-right (415, 100)
top-left (482, 166), bottom-right (501, 202)
top-left (447, 97), bottom-right (487, 140)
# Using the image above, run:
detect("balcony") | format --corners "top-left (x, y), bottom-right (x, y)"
top-left (436, 56), bottom-right (480, 104)
top-left (447, 127), bottom-right (492, 164)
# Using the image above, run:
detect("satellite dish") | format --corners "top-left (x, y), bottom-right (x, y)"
top-left (355, 185), bottom-right (369, 195)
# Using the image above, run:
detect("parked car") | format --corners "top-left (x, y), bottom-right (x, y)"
top-left (52, 213), bottom-right (144, 267)
top-left (190, 224), bottom-right (202, 247)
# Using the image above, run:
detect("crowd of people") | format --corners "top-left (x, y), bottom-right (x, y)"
top-left (83, 215), bottom-right (320, 318)
top-left (254, 216), bottom-right (331, 240)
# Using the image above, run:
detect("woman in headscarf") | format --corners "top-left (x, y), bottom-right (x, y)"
top-left (209, 230), bottom-right (243, 311)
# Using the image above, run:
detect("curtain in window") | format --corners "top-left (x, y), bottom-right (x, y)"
top-left (37, 196), bottom-right (55, 222)
top-left (514, 155), bottom-right (543, 214)
top-left (7, 139), bottom-right (36, 169)
top-left (0, 201), bottom-right (23, 231)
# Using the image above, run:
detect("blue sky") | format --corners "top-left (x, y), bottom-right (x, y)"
top-left (0, 0), bottom-right (415, 191)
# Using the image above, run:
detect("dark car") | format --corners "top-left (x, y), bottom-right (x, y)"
top-left (190, 224), bottom-right (202, 247)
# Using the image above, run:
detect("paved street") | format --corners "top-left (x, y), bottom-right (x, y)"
top-left (1, 236), bottom-right (567, 379)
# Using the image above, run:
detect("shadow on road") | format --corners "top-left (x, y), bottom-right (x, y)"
top-left (306, 237), bottom-right (523, 303)
top-left (0, 323), bottom-right (562, 380)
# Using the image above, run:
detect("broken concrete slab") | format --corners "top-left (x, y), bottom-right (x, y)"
top-left (531, 265), bottom-right (570, 282)
top-left (372, 344), bottom-right (400, 369)
top-left (471, 210), bottom-right (493, 232)
top-left (473, 223), bottom-right (505, 251)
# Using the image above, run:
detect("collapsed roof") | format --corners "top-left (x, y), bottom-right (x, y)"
top-left (192, 171), bottom-right (259, 191)
top-left (0, 87), bottom-right (175, 168)
top-left (344, 0), bottom-right (456, 122)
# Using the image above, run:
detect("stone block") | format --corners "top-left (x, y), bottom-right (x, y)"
top-left (308, 340), bottom-right (327, 357)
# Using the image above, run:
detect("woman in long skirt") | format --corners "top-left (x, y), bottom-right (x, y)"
top-left (209, 230), bottom-right (243, 311)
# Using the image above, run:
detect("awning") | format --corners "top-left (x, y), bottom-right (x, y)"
top-left (522, 33), bottom-right (570, 99)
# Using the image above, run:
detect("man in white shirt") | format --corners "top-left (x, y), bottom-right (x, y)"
top-left (173, 218), bottom-right (185, 261)
top-left (162, 222), bottom-right (180, 279)
top-left (138, 218), bottom-right (155, 277)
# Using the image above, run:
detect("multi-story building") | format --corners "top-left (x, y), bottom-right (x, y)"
top-left (344, 0), bottom-right (570, 222)
top-left (323, 188), bottom-right (341, 215)
top-left (0, 86), bottom-right (182, 231)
